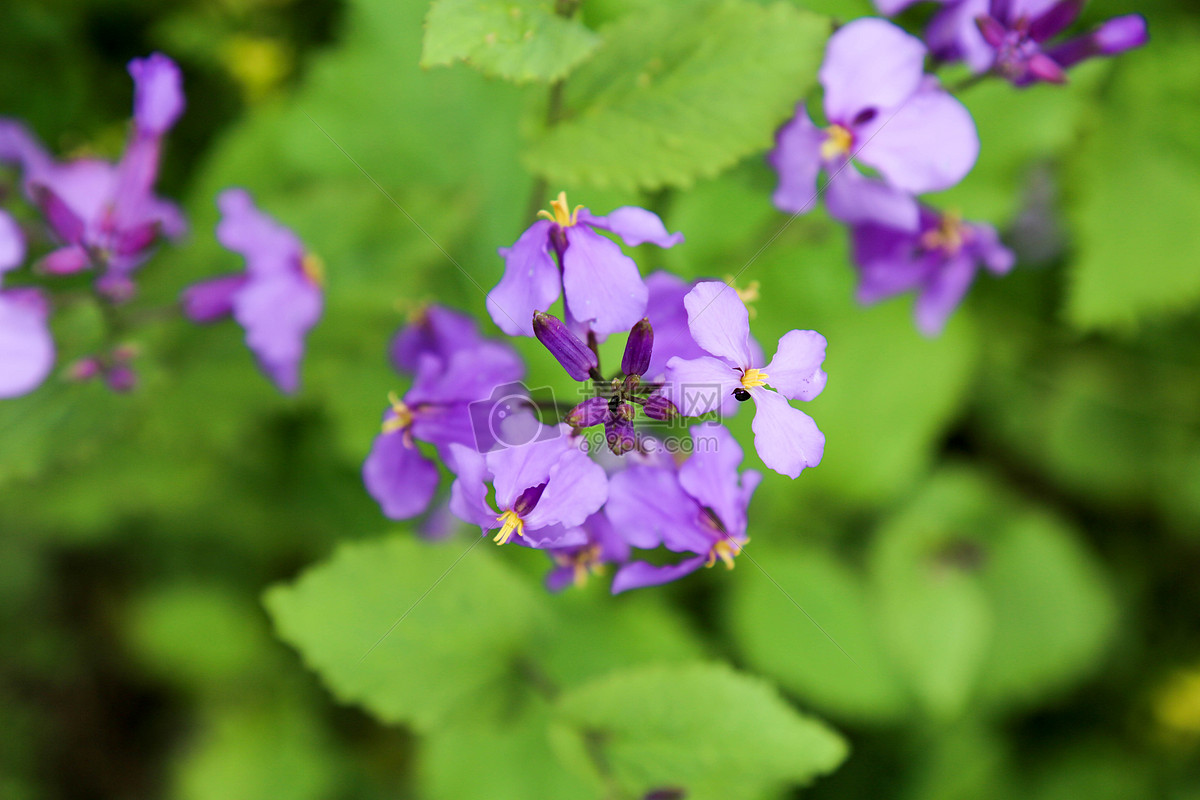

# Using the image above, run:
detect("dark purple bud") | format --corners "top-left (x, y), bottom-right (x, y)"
top-left (1029, 0), bottom-right (1082, 43)
top-left (513, 481), bottom-right (547, 515)
top-left (987, 0), bottom-right (1013, 24)
top-left (66, 357), bottom-right (102, 382)
top-left (1094, 15), bottom-right (1148, 55)
top-left (605, 417), bottom-right (636, 456)
top-left (30, 184), bottom-right (85, 245)
top-left (976, 14), bottom-right (1008, 48)
top-left (613, 400), bottom-right (636, 423)
top-left (566, 397), bottom-right (610, 428)
top-left (105, 364), bottom-right (137, 393)
top-left (1027, 52), bottom-right (1067, 83)
top-left (642, 393), bottom-right (677, 421)
top-left (621, 317), bottom-right (654, 377)
top-left (533, 311), bottom-right (597, 381)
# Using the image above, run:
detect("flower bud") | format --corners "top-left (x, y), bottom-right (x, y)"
top-left (605, 417), bottom-right (636, 456)
top-left (642, 393), bottom-right (677, 421)
top-left (533, 311), bottom-right (597, 381)
top-left (566, 397), bottom-right (609, 428)
top-left (621, 317), bottom-right (654, 377)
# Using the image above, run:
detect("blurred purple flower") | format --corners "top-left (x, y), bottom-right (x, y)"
top-left (389, 304), bottom-right (483, 375)
top-left (852, 206), bottom-right (1015, 336)
top-left (770, 18), bottom-right (978, 232)
top-left (544, 512), bottom-right (631, 592)
top-left (448, 432), bottom-right (608, 547)
top-left (363, 340), bottom-right (525, 521)
top-left (486, 192), bottom-right (683, 338)
top-left (0, 211), bottom-right (54, 398)
top-left (181, 188), bottom-right (323, 394)
top-left (607, 424), bottom-right (762, 593)
top-left (0, 53), bottom-right (186, 298)
top-left (666, 282), bottom-right (827, 479)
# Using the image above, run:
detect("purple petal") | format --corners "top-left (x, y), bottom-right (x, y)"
top-left (677, 423), bottom-right (756, 537)
top-left (523, 448), bottom-right (608, 531)
top-left (0, 119), bottom-right (54, 179)
top-left (447, 444), bottom-right (498, 530)
top-left (566, 396), bottom-right (611, 428)
top-left (30, 183), bottom-right (86, 245)
top-left (1025, 52), bottom-right (1068, 84)
top-left (582, 207), bottom-right (684, 248)
top-left (232, 271), bottom-right (322, 394)
top-left (664, 355), bottom-right (741, 416)
top-left (873, 0), bottom-right (923, 14)
top-left (407, 341), bottom-right (525, 405)
top-left (362, 431), bottom-right (440, 520)
top-left (683, 281), bottom-right (753, 366)
top-left (514, 522), bottom-right (589, 550)
top-left (1029, 0), bottom-right (1082, 42)
top-left (914, 253), bottom-right (977, 337)
top-left (643, 271), bottom-right (705, 379)
top-left (606, 465), bottom-right (705, 551)
top-left (128, 53), bottom-right (184, 136)
top-left (820, 18), bottom-right (928, 123)
top-left (489, 219), bottom-right (560, 337)
top-left (181, 273), bottom-right (246, 322)
top-left (0, 289), bottom-right (55, 398)
top-left (487, 435), bottom-right (572, 511)
top-left (927, 0), bottom-right (996, 72)
top-left (765, 330), bottom-right (828, 402)
top-left (545, 565), bottom-right (577, 593)
top-left (612, 556), bottom-right (708, 594)
top-left (854, 80), bottom-right (979, 194)
top-left (0, 211), bottom-right (26, 273)
top-left (1093, 14), bottom-right (1148, 55)
top-left (562, 225), bottom-right (648, 336)
top-left (769, 103), bottom-right (825, 215)
top-left (390, 305), bottom-right (482, 375)
top-left (851, 223), bottom-right (928, 304)
top-left (749, 388), bottom-right (825, 479)
top-left (824, 163), bottom-right (919, 232)
top-left (976, 14), bottom-right (1009, 48)
top-left (412, 401), bottom-right (479, 451)
top-left (216, 188), bottom-right (304, 277)
top-left (968, 222), bottom-right (1015, 274)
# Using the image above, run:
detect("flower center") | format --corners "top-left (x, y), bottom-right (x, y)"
top-left (723, 275), bottom-right (761, 319)
top-left (381, 391), bottom-right (413, 434)
top-left (301, 252), bottom-right (326, 287)
top-left (705, 538), bottom-right (744, 570)
top-left (740, 368), bottom-right (769, 390)
top-left (556, 544), bottom-right (606, 588)
top-left (820, 124), bottom-right (854, 161)
top-left (494, 509), bottom-right (525, 545)
top-left (536, 190), bottom-right (582, 228)
top-left (919, 210), bottom-right (971, 256)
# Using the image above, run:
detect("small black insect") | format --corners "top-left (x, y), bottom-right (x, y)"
top-left (732, 388), bottom-right (751, 402)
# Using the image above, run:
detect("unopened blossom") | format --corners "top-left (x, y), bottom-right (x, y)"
top-left (390, 304), bottom-right (483, 375)
top-left (362, 338), bottom-right (524, 520)
top-left (543, 512), bottom-right (630, 592)
top-left (880, 0), bottom-right (1147, 80)
top-left (0, 53), bottom-right (186, 298)
top-left (606, 424), bottom-right (761, 593)
top-left (181, 188), bottom-right (322, 394)
top-left (448, 432), bottom-right (607, 547)
top-left (0, 212), bottom-right (54, 398)
top-left (486, 192), bottom-right (683, 338)
top-left (666, 282), bottom-right (826, 479)
top-left (770, 18), bottom-right (978, 231)
top-left (852, 206), bottom-right (1014, 336)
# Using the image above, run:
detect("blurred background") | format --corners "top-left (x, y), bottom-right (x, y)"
top-left (2, 0), bottom-right (1199, 798)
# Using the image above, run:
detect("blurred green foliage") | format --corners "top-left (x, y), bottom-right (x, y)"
top-left (2, 0), bottom-right (1200, 798)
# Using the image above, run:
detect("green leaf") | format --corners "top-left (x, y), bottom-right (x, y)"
top-left (523, 0), bottom-right (829, 190)
top-left (551, 662), bottom-right (847, 799)
top-left (1065, 31), bottom-right (1200, 329)
top-left (727, 544), bottom-right (910, 724)
top-left (421, 0), bottom-right (601, 84)
top-left (264, 535), bottom-right (542, 731)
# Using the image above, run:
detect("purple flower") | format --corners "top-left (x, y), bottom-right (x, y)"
top-left (770, 18), bottom-right (978, 232)
top-left (448, 432), bottom-right (608, 547)
top-left (544, 512), bottom-right (631, 592)
top-left (606, 423), bottom-right (762, 593)
top-left (363, 339), bottom-right (525, 520)
top-left (389, 304), bottom-right (483, 375)
top-left (182, 188), bottom-right (323, 394)
top-left (852, 206), bottom-right (1014, 336)
top-left (486, 192), bottom-right (683, 338)
top-left (0, 212), bottom-right (54, 399)
top-left (665, 282), bottom-right (827, 479)
top-left (0, 53), bottom-right (186, 297)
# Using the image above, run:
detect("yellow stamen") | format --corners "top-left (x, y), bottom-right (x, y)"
top-left (820, 124), bottom-right (854, 161)
top-left (301, 252), bottom-right (326, 287)
top-left (494, 509), bottom-right (525, 545)
top-left (920, 210), bottom-right (971, 256)
top-left (705, 538), bottom-right (744, 570)
top-left (740, 368), bottom-right (769, 390)
top-left (723, 275), bottom-right (761, 319)
top-left (381, 391), bottom-right (413, 434)
top-left (535, 191), bottom-right (582, 227)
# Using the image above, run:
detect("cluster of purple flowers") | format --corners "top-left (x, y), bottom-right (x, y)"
top-left (362, 193), bottom-right (828, 593)
top-left (0, 53), bottom-right (327, 398)
top-left (771, 8), bottom-right (1144, 335)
